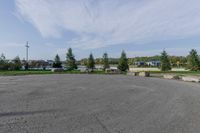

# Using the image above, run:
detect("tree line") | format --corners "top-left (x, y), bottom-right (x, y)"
top-left (54, 48), bottom-right (200, 72)
top-left (50, 48), bottom-right (129, 72)
top-left (0, 54), bottom-right (22, 70)
top-left (80, 54), bottom-right (188, 68)
top-left (159, 49), bottom-right (200, 71)
top-left (0, 48), bottom-right (200, 72)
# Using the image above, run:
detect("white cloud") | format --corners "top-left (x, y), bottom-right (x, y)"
top-left (15, 0), bottom-right (200, 49)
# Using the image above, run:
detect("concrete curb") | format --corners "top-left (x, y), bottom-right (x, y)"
top-left (163, 74), bottom-right (180, 79)
top-left (127, 72), bottom-right (150, 77)
top-left (181, 76), bottom-right (200, 83)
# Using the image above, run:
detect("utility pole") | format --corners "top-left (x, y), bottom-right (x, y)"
top-left (25, 41), bottom-right (30, 70)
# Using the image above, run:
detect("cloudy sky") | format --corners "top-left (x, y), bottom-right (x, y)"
top-left (0, 0), bottom-right (200, 60)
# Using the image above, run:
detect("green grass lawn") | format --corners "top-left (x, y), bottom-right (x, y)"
top-left (0, 70), bottom-right (52, 76)
top-left (0, 70), bottom-right (106, 76)
top-left (0, 70), bottom-right (199, 76)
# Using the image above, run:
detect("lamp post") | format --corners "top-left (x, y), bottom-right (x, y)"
top-left (25, 41), bottom-right (30, 70)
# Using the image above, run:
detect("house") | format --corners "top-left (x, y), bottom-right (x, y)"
top-left (28, 60), bottom-right (48, 70)
top-left (95, 65), bottom-right (104, 71)
top-left (134, 61), bottom-right (146, 67)
top-left (47, 60), bottom-right (54, 66)
top-left (146, 61), bottom-right (160, 67)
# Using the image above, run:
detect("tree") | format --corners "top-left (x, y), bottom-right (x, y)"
top-left (0, 54), bottom-right (9, 70)
top-left (80, 58), bottom-right (88, 66)
top-left (128, 58), bottom-right (134, 65)
top-left (118, 50), bottom-right (129, 72)
top-left (87, 53), bottom-right (95, 70)
top-left (102, 53), bottom-right (110, 70)
top-left (160, 50), bottom-right (171, 71)
top-left (10, 56), bottom-right (22, 70)
top-left (53, 54), bottom-right (62, 68)
top-left (187, 49), bottom-right (200, 71)
top-left (66, 48), bottom-right (77, 70)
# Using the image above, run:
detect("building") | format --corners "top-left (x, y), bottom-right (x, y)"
top-left (146, 61), bottom-right (160, 67)
top-left (46, 60), bottom-right (54, 66)
top-left (134, 61), bottom-right (146, 67)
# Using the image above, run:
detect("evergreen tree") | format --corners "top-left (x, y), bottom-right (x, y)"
top-left (160, 50), bottom-right (171, 71)
top-left (118, 50), bottom-right (129, 72)
top-left (102, 52), bottom-right (110, 70)
top-left (0, 54), bottom-right (6, 61)
top-left (0, 54), bottom-right (8, 70)
top-left (53, 54), bottom-right (62, 68)
top-left (10, 56), bottom-right (22, 70)
top-left (87, 53), bottom-right (95, 70)
top-left (187, 49), bottom-right (200, 71)
top-left (66, 48), bottom-right (77, 70)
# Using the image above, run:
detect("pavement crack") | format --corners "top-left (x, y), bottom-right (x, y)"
top-left (0, 108), bottom-right (65, 118)
top-left (93, 115), bottom-right (111, 133)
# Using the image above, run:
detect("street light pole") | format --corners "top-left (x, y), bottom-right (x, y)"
top-left (25, 41), bottom-right (30, 70)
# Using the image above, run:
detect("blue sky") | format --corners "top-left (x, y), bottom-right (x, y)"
top-left (0, 0), bottom-right (200, 60)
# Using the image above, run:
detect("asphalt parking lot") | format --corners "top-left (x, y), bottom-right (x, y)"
top-left (0, 74), bottom-right (200, 133)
